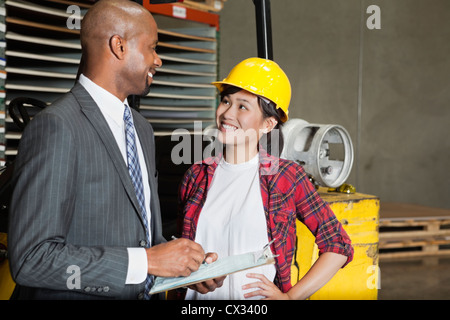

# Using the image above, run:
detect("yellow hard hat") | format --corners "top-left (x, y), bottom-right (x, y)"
top-left (212, 57), bottom-right (291, 122)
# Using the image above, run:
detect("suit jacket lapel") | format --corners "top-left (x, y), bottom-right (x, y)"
top-left (133, 116), bottom-right (153, 181)
top-left (70, 83), bottom-right (144, 225)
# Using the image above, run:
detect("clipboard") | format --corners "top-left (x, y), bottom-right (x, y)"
top-left (149, 241), bottom-right (277, 295)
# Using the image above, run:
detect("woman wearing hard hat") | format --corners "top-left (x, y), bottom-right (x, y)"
top-left (178, 58), bottom-right (353, 300)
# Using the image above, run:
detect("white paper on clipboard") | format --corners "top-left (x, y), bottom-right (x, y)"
top-left (149, 241), bottom-right (276, 295)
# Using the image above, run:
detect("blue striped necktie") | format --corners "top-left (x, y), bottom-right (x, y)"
top-left (123, 104), bottom-right (153, 299)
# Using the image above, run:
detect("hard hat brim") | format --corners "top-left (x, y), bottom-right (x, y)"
top-left (212, 80), bottom-right (288, 122)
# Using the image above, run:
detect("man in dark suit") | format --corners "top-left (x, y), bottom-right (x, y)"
top-left (8, 0), bottom-right (220, 299)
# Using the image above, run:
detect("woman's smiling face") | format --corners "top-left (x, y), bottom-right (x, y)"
top-left (216, 89), bottom-right (270, 160)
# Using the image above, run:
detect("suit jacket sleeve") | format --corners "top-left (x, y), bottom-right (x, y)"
top-left (8, 110), bottom-right (129, 298)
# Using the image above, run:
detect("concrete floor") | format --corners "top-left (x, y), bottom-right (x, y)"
top-left (378, 256), bottom-right (450, 300)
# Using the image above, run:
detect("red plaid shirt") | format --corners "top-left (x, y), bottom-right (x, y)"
top-left (178, 152), bottom-right (353, 293)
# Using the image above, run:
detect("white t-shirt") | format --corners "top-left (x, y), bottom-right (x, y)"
top-left (185, 154), bottom-right (276, 300)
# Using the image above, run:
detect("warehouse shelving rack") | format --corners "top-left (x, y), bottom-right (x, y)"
top-left (1, 0), bottom-right (221, 165)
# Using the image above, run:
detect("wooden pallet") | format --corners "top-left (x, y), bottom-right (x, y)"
top-left (379, 203), bottom-right (450, 259)
top-left (181, 0), bottom-right (227, 12)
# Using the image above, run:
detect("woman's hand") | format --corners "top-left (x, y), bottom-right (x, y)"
top-left (242, 273), bottom-right (290, 300)
top-left (242, 252), bottom-right (347, 300)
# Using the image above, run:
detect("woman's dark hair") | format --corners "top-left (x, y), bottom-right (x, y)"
top-left (220, 85), bottom-right (284, 156)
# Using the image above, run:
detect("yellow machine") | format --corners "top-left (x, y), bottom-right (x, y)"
top-left (291, 189), bottom-right (380, 300)
top-left (0, 233), bottom-right (15, 300)
top-left (280, 113), bottom-right (379, 299)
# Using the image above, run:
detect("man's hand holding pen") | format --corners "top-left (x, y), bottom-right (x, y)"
top-left (145, 237), bottom-right (225, 293)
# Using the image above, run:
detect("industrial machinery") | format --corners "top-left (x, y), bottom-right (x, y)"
top-left (281, 119), bottom-right (354, 188)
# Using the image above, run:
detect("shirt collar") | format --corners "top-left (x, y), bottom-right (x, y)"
top-left (78, 74), bottom-right (128, 127)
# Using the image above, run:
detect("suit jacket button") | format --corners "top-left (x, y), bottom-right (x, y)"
top-left (103, 286), bottom-right (110, 293)
top-left (84, 286), bottom-right (91, 293)
top-left (137, 292), bottom-right (145, 300)
top-left (139, 240), bottom-right (147, 247)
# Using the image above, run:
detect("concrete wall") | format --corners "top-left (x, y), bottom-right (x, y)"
top-left (217, 0), bottom-right (450, 209)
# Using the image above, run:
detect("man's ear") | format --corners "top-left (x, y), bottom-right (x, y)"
top-left (110, 34), bottom-right (126, 60)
